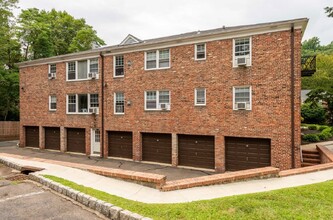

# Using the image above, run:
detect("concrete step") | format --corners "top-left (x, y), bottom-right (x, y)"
top-left (301, 162), bottom-right (318, 167)
top-left (302, 149), bottom-right (320, 155)
top-left (302, 153), bottom-right (320, 159)
top-left (303, 158), bottom-right (321, 164)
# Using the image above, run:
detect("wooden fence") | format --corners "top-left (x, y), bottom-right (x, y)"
top-left (0, 121), bottom-right (19, 141)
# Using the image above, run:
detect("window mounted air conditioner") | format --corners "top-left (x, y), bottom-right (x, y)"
top-left (88, 72), bottom-right (98, 79)
top-left (159, 103), bottom-right (170, 110)
top-left (48, 72), bottom-right (56, 79)
top-left (236, 57), bottom-right (247, 66)
top-left (89, 107), bottom-right (99, 114)
top-left (236, 102), bottom-right (247, 110)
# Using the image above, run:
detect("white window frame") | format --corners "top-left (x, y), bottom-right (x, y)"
top-left (48, 64), bottom-right (57, 78)
top-left (66, 58), bottom-right (99, 81)
top-left (195, 43), bottom-right (206, 60)
top-left (113, 55), bottom-right (125, 78)
top-left (144, 49), bottom-right (170, 70)
top-left (194, 88), bottom-right (206, 106)
top-left (233, 86), bottom-right (252, 110)
top-left (144, 90), bottom-right (171, 111)
top-left (114, 92), bottom-right (125, 115)
top-left (232, 37), bottom-right (252, 68)
top-left (66, 94), bottom-right (99, 114)
top-left (49, 95), bottom-right (57, 111)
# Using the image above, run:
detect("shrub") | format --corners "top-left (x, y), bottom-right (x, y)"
top-left (308, 125), bottom-right (318, 130)
top-left (319, 125), bottom-right (329, 131)
top-left (301, 103), bottom-right (326, 125)
top-left (302, 134), bottom-right (320, 142)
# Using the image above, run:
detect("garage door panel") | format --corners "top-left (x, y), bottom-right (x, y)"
top-left (108, 131), bottom-right (133, 159)
top-left (67, 128), bottom-right (86, 153)
top-left (142, 133), bottom-right (171, 164)
top-left (25, 126), bottom-right (39, 148)
top-left (225, 137), bottom-right (271, 171)
top-left (178, 134), bottom-right (215, 169)
top-left (45, 127), bottom-right (60, 150)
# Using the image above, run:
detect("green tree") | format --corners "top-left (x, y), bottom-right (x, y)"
top-left (17, 8), bottom-right (106, 60)
top-left (325, 6), bottom-right (333, 17)
top-left (0, 69), bottom-right (19, 121)
top-left (0, 0), bottom-right (21, 70)
top-left (301, 103), bottom-right (326, 124)
top-left (305, 89), bottom-right (333, 125)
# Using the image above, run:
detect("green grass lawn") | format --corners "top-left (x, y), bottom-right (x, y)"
top-left (44, 175), bottom-right (333, 220)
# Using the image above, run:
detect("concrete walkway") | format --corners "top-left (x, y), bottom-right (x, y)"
top-left (1, 155), bottom-right (333, 204)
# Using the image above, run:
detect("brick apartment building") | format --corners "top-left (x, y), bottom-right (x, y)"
top-left (18, 18), bottom-right (308, 172)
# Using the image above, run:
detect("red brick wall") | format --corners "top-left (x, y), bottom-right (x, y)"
top-left (20, 29), bottom-right (302, 171)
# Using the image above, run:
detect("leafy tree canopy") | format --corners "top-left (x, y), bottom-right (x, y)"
top-left (17, 8), bottom-right (106, 60)
top-left (325, 6), bottom-right (333, 17)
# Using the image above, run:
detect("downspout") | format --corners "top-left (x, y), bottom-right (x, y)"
top-left (100, 52), bottom-right (105, 158)
top-left (290, 24), bottom-right (295, 168)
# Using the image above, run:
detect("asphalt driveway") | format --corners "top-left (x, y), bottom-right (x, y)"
top-left (0, 164), bottom-right (104, 220)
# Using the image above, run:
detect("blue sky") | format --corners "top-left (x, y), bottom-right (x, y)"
top-left (16, 0), bottom-right (333, 45)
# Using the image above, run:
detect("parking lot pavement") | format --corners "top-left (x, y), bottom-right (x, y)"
top-left (0, 140), bottom-right (18, 147)
top-left (0, 164), bottom-right (104, 220)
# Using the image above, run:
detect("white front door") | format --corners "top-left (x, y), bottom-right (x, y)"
top-left (91, 129), bottom-right (101, 155)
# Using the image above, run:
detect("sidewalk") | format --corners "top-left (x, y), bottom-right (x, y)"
top-left (1, 154), bottom-right (333, 204)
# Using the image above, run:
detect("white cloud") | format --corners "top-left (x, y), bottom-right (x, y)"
top-left (15, 0), bottom-right (333, 45)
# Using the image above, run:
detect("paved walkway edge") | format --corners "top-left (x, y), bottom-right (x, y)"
top-left (0, 158), bottom-right (152, 220)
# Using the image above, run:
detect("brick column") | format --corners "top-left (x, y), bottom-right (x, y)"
top-left (60, 126), bottom-right (66, 152)
top-left (103, 129), bottom-right (108, 158)
top-left (215, 135), bottom-right (225, 172)
top-left (19, 125), bottom-right (25, 147)
top-left (39, 126), bottom-right (45, 149)
top-left (132, 131), bottom-right (142, 161)
top-left (85, 128), bottom-right (91, 156)
top-left (171, 133), bottom-right (178, 166)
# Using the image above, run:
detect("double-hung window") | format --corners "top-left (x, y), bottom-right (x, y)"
top-left (114, 92), bottom-right (125, 114)
top-left (49, 95), bottom-right (57, 111)
top-left (195, 44), bottom-right (206, 60)
top-left (67, 58), bottom-right (99, 80)
top-left (48, 64), bottom-right (56, 79)
top-left (195, 88), bottom-right (206, 106)
top-left (67, 94), bottom-right (99, 114)
top-left (89, 58), bottom-right (99, 73)
top-left (233, 86), bottom-right (251, 110)
top-left (145, 90), bottom-right (170, 110)
top-left (145, 49), bottom-right (170, 70)
top-left (114, 55), bottom-right (124, 77)
top-left (233, 37), bottom-right (251, 67)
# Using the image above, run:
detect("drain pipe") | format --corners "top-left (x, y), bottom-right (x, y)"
top-left (290, 24), bottom-right (295, 168)
top-left (100, 52), bottom-right (105, 158)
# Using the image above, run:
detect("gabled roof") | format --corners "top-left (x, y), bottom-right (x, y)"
top-left (119, 34), bottom-right (142, 45)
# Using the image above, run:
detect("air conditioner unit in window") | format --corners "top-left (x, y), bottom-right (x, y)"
top-left (236, 102), bottom-right (247, 110)
top-left (159, 103), bottom-right (170, 110)
top-left (48, 72), bottom-right (56, 79)
top-left (88, 72), bottom-right (98, 79)
top-left (89, 107), bottom-right (99, 114)
top-left (236, 57), bottom-right (247, 66)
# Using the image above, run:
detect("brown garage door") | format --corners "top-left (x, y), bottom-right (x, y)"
top-left (25, 126), bottom-right (39, 148)
top-left (45, 127), bottom-right (60, 151)
top-left (108, 131), bottom-right (132, 159)
top-left (142, 133), bottom-right (172, 164)
top-left (225, 137), bottom-right (271, 171)
top-left (67, 128), bottom-right (85, 153)
top-left (178, 134), bottom-right (215, 169)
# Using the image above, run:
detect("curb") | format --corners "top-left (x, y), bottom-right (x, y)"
top-left (0, 157), bottom-right (152, 220)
